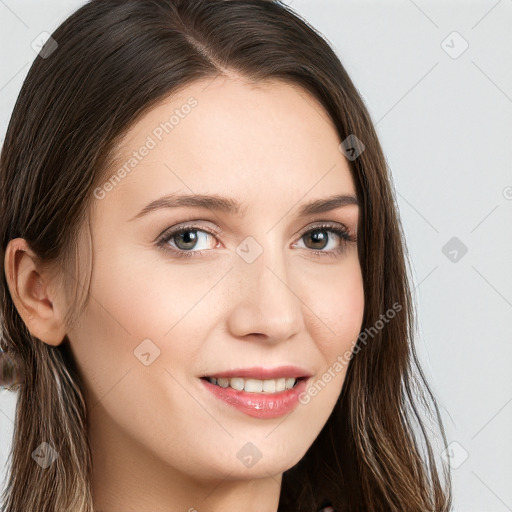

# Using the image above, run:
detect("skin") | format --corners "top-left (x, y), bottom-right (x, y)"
top-left (5, 74), bottom-right (364, 512)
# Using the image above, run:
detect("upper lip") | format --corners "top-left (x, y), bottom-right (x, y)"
top-left (201, 365), bottom-right (313, 380)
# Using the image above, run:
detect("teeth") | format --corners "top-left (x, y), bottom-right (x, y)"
top-left (206, 376), bottom-right (299, 393)
top-left (230, 377), bottom-right (244, 391)
top-left (216, 377), bottom-right (229, 388)
top-left (244, 378), bottom-right (262, 392)
top-left (262, 379), bottom-right (276, 393)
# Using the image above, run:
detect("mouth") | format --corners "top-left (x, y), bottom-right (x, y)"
top-left (200, 375), bottom-right (308, 394)
top-left (198, 366), bottom-right (312, 418)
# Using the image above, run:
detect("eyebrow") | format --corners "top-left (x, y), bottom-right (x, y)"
top-left (129, 192), bottom-right (359, 221)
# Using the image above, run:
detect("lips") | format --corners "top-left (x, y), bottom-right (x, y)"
top-left (198, 365), bottom-right (313, 417)
top-left (200, 372), bottom-right (310, 418)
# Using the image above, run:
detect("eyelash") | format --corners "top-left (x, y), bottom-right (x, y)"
top-left (155, 222), bottom-right (356, 260)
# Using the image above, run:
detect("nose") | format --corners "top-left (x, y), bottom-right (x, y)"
top-left (226, 244), bottom-right (305, 344)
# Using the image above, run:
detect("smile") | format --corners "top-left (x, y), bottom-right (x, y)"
top-left (203, 376), bottom-right (302, 394)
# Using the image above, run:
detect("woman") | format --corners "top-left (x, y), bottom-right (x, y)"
top-left (0, 0), bottom-right (452, 510)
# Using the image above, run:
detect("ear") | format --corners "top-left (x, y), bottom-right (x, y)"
top-left (4, 238), bottom-right (67, 346)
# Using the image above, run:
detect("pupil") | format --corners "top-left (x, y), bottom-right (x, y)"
top-left (307, 229), bottom-right (328, 249)
top-left (176, 230), bottom-right (197, 250)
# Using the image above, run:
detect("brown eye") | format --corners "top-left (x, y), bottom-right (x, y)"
top-left (157, 225), bottom-right (219, 258)
top-left (302, 229), bottom-right (330, 250)
top-left (294, 223), bottom-right (355, 259)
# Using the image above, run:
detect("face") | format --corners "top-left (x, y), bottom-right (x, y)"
top-left (66, 75), bottom-right (364, 505)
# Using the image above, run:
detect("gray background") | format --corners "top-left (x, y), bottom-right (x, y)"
top-left (1, 1), bottom-right (511, 510)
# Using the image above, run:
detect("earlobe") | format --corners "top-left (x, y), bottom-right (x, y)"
top-left (4, 238), bottom-right (67, 347)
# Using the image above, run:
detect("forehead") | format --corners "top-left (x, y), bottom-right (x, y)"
top-left (96, 75), bottom-right (355, 215)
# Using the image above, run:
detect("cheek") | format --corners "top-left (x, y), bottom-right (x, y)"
top-left (68, 247), bottom-right (227, 393)
top-left (297, 256), bottom-right (364, 394)
top-left (301, 256), bottom-right (364, 353)
top-left (85, 244), bottom-right (222, 335)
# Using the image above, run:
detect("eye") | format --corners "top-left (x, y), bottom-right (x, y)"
top-left (157, 225), bottom-right (219, 257)
top-left (156, 221), bottom-right (356, 259)
top-left (293, 223), bottom-right (356, 259)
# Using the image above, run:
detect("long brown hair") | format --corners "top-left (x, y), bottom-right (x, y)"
top-left (0, 1), bottom-right (452, 510)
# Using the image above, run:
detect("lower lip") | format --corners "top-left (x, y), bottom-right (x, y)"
top-left (200, 377), bottom-right (308, 419)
